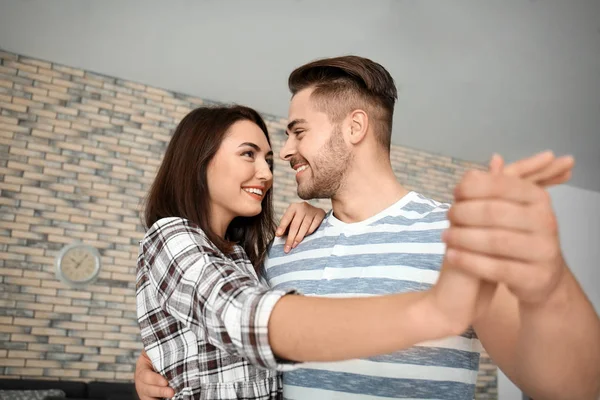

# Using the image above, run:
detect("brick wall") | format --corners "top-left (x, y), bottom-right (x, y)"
top-left (0, 50), bottom-right (495, 398)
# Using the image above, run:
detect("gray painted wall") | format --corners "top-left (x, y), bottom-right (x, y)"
top-left (551, 184), bottom-right (600, 314)
top-left (0, 0), bottom-right (598, 191)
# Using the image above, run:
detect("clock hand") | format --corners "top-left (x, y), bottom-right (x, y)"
top-left (76, 254), bottom-right (89, 269)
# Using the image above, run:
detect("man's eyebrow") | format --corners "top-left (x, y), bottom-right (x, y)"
top-left (286, 119), bottom-right (307, 133)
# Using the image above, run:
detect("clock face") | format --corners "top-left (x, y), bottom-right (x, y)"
top-left (56, 244), bottom-right (100, 287)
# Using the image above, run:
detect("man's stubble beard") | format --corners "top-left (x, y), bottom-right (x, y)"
top-left (297, 126), bottom-right (353, 200)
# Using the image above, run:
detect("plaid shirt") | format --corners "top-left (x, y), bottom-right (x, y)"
top-left (136, 217), bottom-right (297, 399)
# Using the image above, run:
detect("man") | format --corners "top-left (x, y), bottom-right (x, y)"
top-left (136, 56), bottom-right (600, 399)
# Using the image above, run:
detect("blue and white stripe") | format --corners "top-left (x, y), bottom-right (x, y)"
top-left (264, 192), bottom-right (481, 399)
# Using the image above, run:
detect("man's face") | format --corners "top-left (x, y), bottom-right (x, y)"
top-left (280, 88), bottom-right (352, 200)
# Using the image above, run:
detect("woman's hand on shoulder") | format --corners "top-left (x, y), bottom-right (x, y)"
top-left (276, 202), bottom-right (326, 253)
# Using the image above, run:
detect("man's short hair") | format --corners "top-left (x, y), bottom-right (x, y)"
top-left (288, 55), bottom-right (398, 150)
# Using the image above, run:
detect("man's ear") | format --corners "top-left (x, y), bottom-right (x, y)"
top-left (347, 109), bottom-right (369, 145)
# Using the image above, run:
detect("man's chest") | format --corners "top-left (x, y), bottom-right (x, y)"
top-left (264, 231), bottom-right (445, 296)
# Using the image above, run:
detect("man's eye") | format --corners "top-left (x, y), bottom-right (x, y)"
top-left (294, 130), bottom-right (304, 135)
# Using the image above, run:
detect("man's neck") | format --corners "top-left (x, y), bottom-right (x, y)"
top-left (330, 162), bottom-right (409, 224)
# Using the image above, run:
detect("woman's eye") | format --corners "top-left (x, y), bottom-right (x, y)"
top-left (242, 150), bottom-right (255, 158)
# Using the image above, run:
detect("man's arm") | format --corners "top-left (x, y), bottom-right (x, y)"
top-left (446, 169), bottom-right (600, 399)
top-left (475, 273), bottom-right (600, 400)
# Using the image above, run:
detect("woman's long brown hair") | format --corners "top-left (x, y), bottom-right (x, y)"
top-left (144, 105), bottom-right (276, 268)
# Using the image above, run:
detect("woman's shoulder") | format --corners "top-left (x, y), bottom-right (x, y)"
top-left (146, 216), bottom-right (199, 233)
top-left (143, 217), bottom-right (216, 251)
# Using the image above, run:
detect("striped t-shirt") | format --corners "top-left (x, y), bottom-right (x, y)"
top-left (263, 191), bottom-right (481, 399)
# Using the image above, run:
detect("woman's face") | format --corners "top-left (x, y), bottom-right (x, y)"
top-left (207, 120), bottom-right (274, 228)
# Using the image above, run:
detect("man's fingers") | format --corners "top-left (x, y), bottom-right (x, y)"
top-left (138, 387), bottom-right (175, 400)
top-left (488, 153), bottom-right (504, 174)
top-left (442, 227), bottom-right (557, 262)
top-left (139, 385), bottom-right (175, 400)
top-left (447, 247), bottom-right (564, 308)
top-left (539, 170), bottom-right (572, 187)
top-left (136, 370), bottom-right (174, 399)
top-left (521, 155), bottom-right (574, 186)
top-left (135, 351), bottom-right (174, 400)
top-left (445, 248), bottom-right (533, 288)
top-left (454, 171), bottom-right (546, 204)
top-left (159, 386), bottom-right (176, 399)
top-left (140, 368), bottom-right (169, 386)
top-left (136, 351), bottom-right (165, 386)
top-left (447, 200), bottom-right (538, 232)
top-left (501, 152), bottom-right (574, 187)
top-left (503, 150), bottom-right (554, 177)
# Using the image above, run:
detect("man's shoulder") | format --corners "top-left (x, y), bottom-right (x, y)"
top-left (403, 192), bottom-right (451, 212)
top-left (376, 192), bottom-right (450, 226)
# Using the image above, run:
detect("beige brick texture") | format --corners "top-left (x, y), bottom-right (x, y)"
top-left (0, 50), bottom-right (494, 398)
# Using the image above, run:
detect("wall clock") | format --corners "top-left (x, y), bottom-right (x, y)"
top-left (55, 243), bottom-right (101, 288)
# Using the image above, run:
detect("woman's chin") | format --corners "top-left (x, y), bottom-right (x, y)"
top-left (235, 205), bottom-right (262, 218)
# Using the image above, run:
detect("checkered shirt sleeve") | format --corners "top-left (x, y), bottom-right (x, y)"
top-left (137, 217), bottom-right (297, 371)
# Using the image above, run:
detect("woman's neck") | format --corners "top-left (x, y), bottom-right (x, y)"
top-left (209, 205), bottom-right (233, 239)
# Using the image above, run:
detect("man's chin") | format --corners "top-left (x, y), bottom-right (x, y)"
top-left (297, 186), bottom-right (328, 200)
top-left (297, 192), bottom-right (313, 201)
top-left (296, 185), bottom-right (312, 200)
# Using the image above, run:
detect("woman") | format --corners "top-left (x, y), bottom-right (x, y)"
top-left (138, 105), bottom-right (563, 399)
top-left (138, 105), bottom-right (327, 399)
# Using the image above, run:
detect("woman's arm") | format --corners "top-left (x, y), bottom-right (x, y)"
top-left (141, 219), bottom-right (469, 369)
